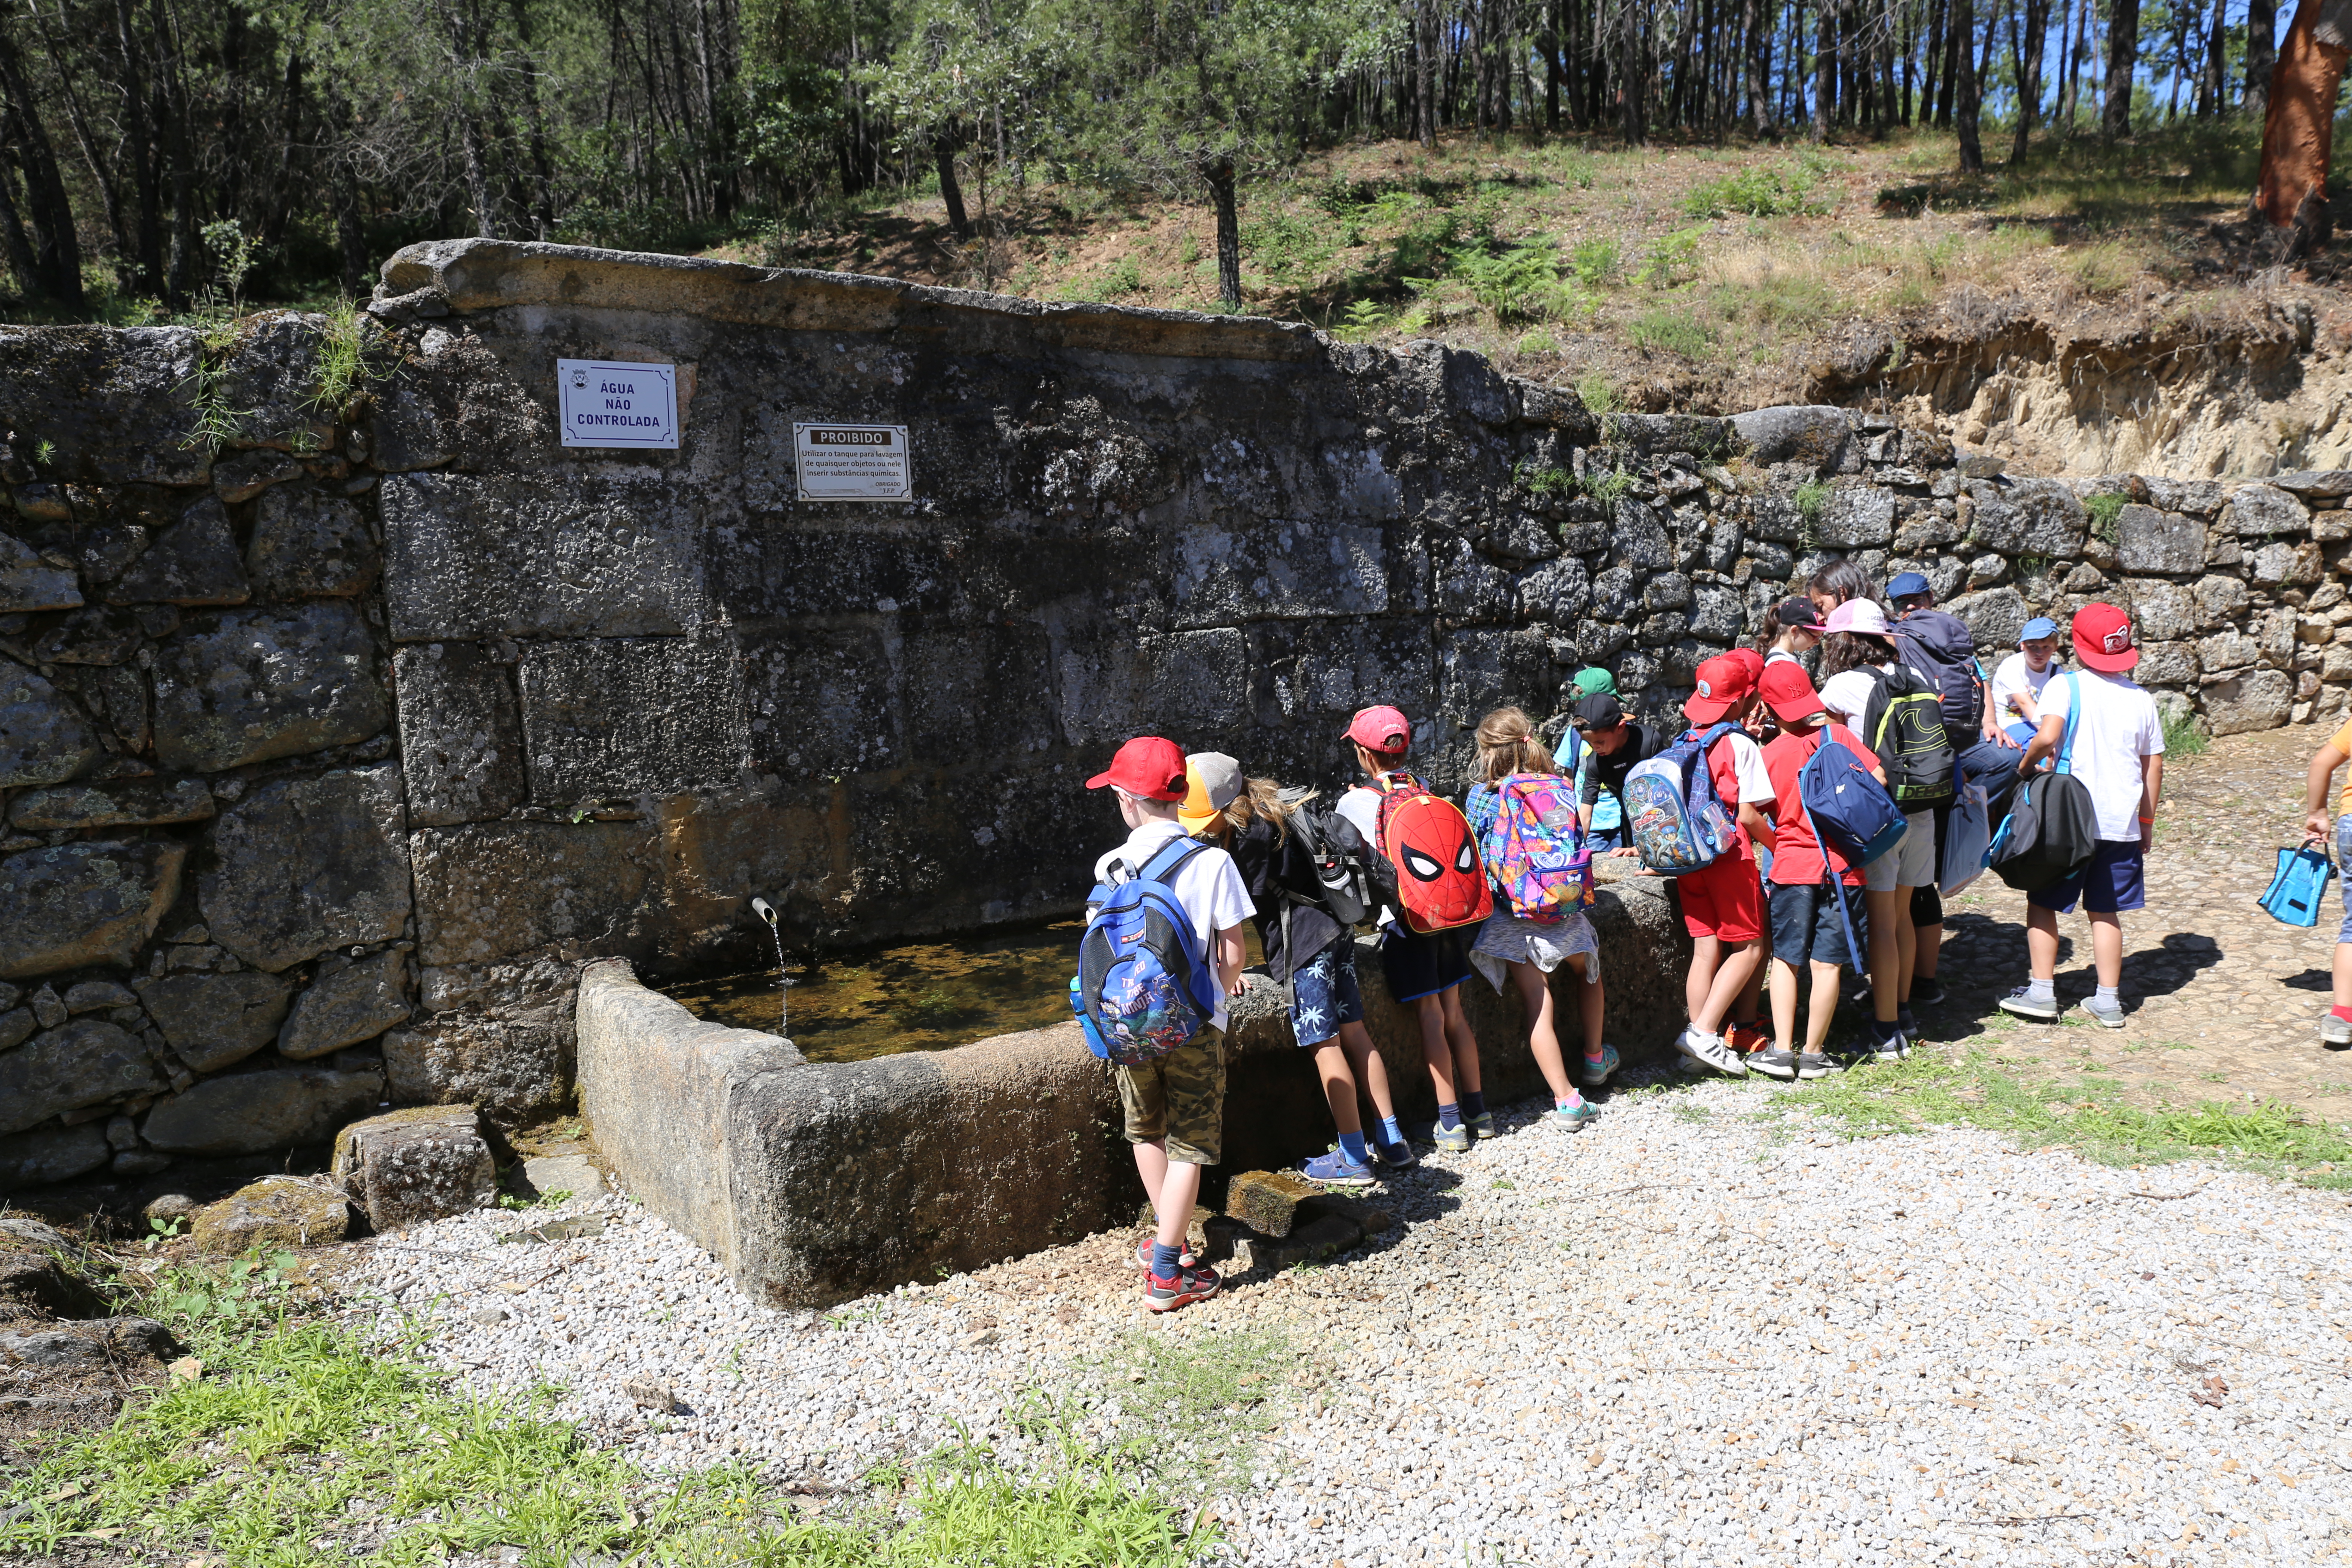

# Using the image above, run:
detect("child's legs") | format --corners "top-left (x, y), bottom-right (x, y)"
top-left (1863, 887), bottom-right (1902, 1023)
top-left (1770, 956), bottom-right (1802, 1051)
top-left (1695, 940), bottom-right (1762, 1034)
top-left (1153, 1159), bottom-right (1204, 1252)
top-left (2087, 911), bottom-right (2124, 990)
top-left (1508, 959), bottom-right (1575, 1103)
top-left (1335, 1019), bottom-right (1399, 1121)
top-left (1894, 887), bottom-right (1919, 1001)
top-left (1412, 993), bottom-right (1458, 1102)
top-left (2025, 903), bottom-right (2061, 979)
top-left (1805, 960), bottom-right (1843, 1054)
top-left (1310, 1041), bottom-right (1363, 1137)
top-left (1565, 950), bottom-right (1605, 1061)
top-left (1132, 1139), bottom-right (1169, 1217)
top-left (2335, 943), bottom-right (2352, 1011)
top-left (1439, 983), bottom-right (1482, 1095)
top-left (1686, 933), bottom-right (1723, 1020)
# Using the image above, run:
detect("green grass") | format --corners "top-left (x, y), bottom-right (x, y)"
top-left (2, 1264), bottom-right (1211, 1568)
top-left (1681, 159), bottom-right (1829, 220)
top-left (2084, 488), bottom-right (2128, 543)
top-left (1629, 306), bottom-right (1712, 358)
top-left (1061, 1326), bottom-right (1305, 1497)
top-left (2162, 707), bottom-right (2211, 757)
top-left (1755, 1045), bottom-right (2352, 1188)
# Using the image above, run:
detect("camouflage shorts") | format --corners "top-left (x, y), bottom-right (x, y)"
top-left (1116, 1025), bottom-right (1226, 1166)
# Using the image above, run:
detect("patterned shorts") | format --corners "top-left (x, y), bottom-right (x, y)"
top-left (1116, 1025), bottom-right (1226, 1166)
top-left (1285, 938), bottom-right (1366, 1048)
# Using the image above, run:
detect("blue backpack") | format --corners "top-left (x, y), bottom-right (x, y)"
top-left (2257, 845), bottom-right (2335, 928)
top-left (1796, 734), bottom-right (1907, 869)
top-left (1069, 838), bottom-right (1222, 1065)
top-left (1622, 721), bottom-right (1741, 875)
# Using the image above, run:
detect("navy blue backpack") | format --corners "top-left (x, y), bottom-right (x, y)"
top-left (1069, 838), bottom-right (1222, 1065)
top-left (1795, 733), bottom-right (1907, 959)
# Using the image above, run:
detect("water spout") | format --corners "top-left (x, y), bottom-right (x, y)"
top-left (750, 898), bottom-right (788, 1037)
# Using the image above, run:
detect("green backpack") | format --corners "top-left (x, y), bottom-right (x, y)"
top-left (1860, 664), bottom-right (1956, 806)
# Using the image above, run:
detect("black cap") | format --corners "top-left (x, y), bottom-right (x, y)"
top-left (1572, 693), bottom-right (1625, 731)
top-left (1773, 596), bottom-right (1824, 631)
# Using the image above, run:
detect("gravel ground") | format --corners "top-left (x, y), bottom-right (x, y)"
top-left (358, 1081), bottom-right (2352, 1566)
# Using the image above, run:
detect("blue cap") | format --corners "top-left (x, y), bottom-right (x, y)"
top-left (1887, 571), bottom-right (1932, 600)
top-left (2018, 616), bottom-right (2058, 644)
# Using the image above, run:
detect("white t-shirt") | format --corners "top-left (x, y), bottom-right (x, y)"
top-left (2037, 670), bottom-right (2163, 842)
top-left (1818, 666), bottom-right (1887, 733)
top-left (1990, 652), bottom-right (2058, 725)
top-left (1091, 818), bottom-right (1256, 1029)
top-left (1715, 729), bottom-right (1777, 805)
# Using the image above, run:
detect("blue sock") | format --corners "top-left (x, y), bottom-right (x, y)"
top-left (1151, 1242), bottom-right (1182, 1278)
top-left (1462, 1090), bottom-right (1487, 1120)
top-left (1380, 1115), bottom-right (1404, 1146)
top-left (1338, 1130), bottom-right (1369, 1165)
top-left (1437, 1102), bottom-right (1462, 1131)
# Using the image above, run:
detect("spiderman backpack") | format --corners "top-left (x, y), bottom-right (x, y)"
top-left (1371, 772), bottom-right (1494, 933)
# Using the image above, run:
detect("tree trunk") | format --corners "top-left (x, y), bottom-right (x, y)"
top-left (1955, 0), bottom-right (1984, 167)
top-left (0, 25), bottom-right (85, 308)
top-left (1204, 157), bottom-right (1240, 309)
top-left (1419, 0), bottom-right (1439, 144)
top-left (2249, 0), bottom-right (2279, 114)
top-left (936, 129), bottom-right (970, 238)
top-left (2253, 0), bottom-right (2352, 251)
top-left (1545, 0), bottom-right (1562, 126)
top-left (2008, 0), bottom-right (2045, 162)
top-left (1813, 0), bottom-right (1835, 137)
top-left (2199, 0), bottom-right (2227, 114)
top-left (2103, 0), bottom-right (2139, 135)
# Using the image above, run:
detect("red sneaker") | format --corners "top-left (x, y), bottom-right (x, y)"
top-left (1144, 1261), bottom-right (1221, 1313)
top-left (1726, 1022), bottom-right (1770, 1057)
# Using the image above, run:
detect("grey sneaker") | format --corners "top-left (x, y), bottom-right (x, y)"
top-left (2324, 1013), bottom-right (2352, 1047)
top-left (1673, 1026), bottom-right (1747, 1077)
top-left (2079, 995), bottom-right (2127, 1029)
top-left (1749, 1047), bottom-right (1799, 1081)
top-left (1795, 1052), bottom-right (1833, 1080)
top-left (1998, 986), bottom-right (2060, 1021)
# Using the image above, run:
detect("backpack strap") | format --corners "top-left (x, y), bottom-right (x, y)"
top-left (1795, 740), bottom-right (1866, 963)
top-left (1130, 836), bottom-right (1206, 888)
top-left (2055, 672), bottom-right (2081, 777)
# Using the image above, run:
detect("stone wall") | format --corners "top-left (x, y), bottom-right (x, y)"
top-left (7, 238), bottom-right (2352, 1195)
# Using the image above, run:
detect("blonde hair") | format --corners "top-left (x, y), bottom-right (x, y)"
top-left (1474, 707), bottom-right (1556, 782)
top-left (1200, 777), bottom-right (1298, 843)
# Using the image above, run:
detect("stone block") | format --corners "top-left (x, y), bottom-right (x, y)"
top-left (1436, 630), bottom-right (1551, 728)
top-left (1731, 405), bottom-right (1851, 467)
top-left (246, 486), bottom-right (379, 599)
top-left (1816, 486), bottom-right (1894, 547)
top-left (2273, 470), bottom-right (2352, 501)
top-left (518, 1153), bottom-right (605, 1200)
top-left (1942, 587), bottom-right (2029, 655)
top-left (1745, 540), bottom-right (1792, 580)
top-left (0, 324), bottom-right (210, 485)
top-left (103, 496), bottom-right (248, 606)
top-left (140, 971), bottom-right (294, 1072)
top-left (379, 469), bottom-right (715, 641)
top-left (66, 981), bottom-right (134, 1014)
top-left (518, 637), bottom-right (749, 802)
top-left (0, 530), bottom-right (81, 613)
top-left (0, 1122), bottom-right (113, 1190)
top-left (1610, 499), bottom-right (1675, 570)
top-left (410, 820), bottom-right (653, 968)
top-left (2199, 630), bottom-right (2260, 671)
top-left (2202, 668), bottom-right (2295, 735)
top-left (2135, 641), bottom-right (2199, 686)
top-left (0, 1021), bottom-right (165, 1135)
top-left (200, 767), bottom-right (411, 972)
top-left (1295, 1192), bottom-right (1398, 1237)
top-left (2252, 541), bottom-right (2324, 586)
top-left (0, 657), bottom-right (98, 787)
top-left (189, 1174), bottom-right (352, 1253)
top-left (212, 449), bottom-right (303, 504)
top-left (1052, 627), bottom-right (1250, 752)
top-left (1431, 533), bottom-right (1512, 619)
top-left (28, 986), bottom-right (63, 1029)
top-left (279, 949), bottom-right (413, 1060)
top-left (152, 602), bottom-right (388, 772)
top-left (2115, 506), bottom-right (2204, 574)
top-left (2125, 580), bottom-right (2197, 643)
top-left (1642, 571), bottom-right (1693, 611)
top-left (1690, 585), bottom-right (1745, 644)
top-left (1171, 518), bottom-right (1392, 629)
top-left (331, 1104), bottom-right (497, 1230)
top-left (141, 1067), bottom-right (383, 1156)
top-left (383, 1013), bottom-right (571, 1124)
top-left (1966, 552), bottom-right (2009, 589)
top-left (1638, 611), bottom-right (1689, 646)
top-left (2230, 483), bottom-right (2310, 536)
top-left (212, 312), bottom-right (337, 453)
top-left (0, 839), bottom-right (184, 981)
top-left (1229, 1212), bottom-right (1363, 1273)
top-left (9, 777), bottom-right (213, 831)
top-left (1225, 1169), bottom-right (1321, 1239)
top-left (2194, 574), bottom-right (2249, 628)
top-left (392, 642), bottom-right (524, 827)
top-left (0, 1218), bottom-right (104, 1314)
top-left (1514, 556), bottom-right (1589, 623)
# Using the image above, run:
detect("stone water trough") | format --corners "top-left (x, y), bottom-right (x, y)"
top-left (578, 870), bottom-right (1687, 1307)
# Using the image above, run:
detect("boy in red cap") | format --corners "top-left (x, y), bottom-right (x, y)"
top-left (1997, 604), bottom-right (2165, 1029)
top-left (1756, 663), bottom-right (1886, 1078)
top-left (1086, 736), bottom-right (1256, 1310)
top-left (1670, 655), bottom-right (1780, 1076)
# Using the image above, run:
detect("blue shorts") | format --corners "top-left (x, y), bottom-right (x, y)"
top-left (1587, 825), bottom-right (1623, 853)
top-left (2028, 839), bottom-right (2146, 915)
top-left (2336, 815), bottom-right (2352, 943)
top-left (1378, 924), bottom-right (1473, 1004)
top-left (1286, 937), bottom-right (1365, 1047)
top-left (2003, 720), bottom-right (2038, 748)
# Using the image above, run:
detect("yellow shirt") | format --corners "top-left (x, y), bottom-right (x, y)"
top-left (2334, 717), bottom-right (2352, 813)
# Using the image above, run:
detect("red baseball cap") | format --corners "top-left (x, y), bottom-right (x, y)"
top-left (2071, 602), bottom-right (2139, 674)
top-left (1085, 735), bottom-right (1188, 799)
top-left (1343, 705), bottom-right (1412, 753)
top-left (1725, 647), bottom-right (1766, 686)
top-left (1758, 661), bottom-right (1829, 724)
top-left (1684, 654), bottom-right (1755, 723)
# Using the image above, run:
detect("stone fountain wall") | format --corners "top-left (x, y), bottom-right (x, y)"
top-left (6, 239), bottom-right (2352, 1196)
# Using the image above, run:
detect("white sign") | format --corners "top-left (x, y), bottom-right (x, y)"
top-left (558, 359), bottom-right (678, 449)
top-left (794, 422), bottom-right (911, 501)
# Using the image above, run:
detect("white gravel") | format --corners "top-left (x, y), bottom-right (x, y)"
top-left (356, 1081), bottom-right (2352, 1565)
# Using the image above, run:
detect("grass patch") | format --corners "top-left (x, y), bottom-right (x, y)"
top-left (1682, 158), bottom-right (1829, 220)
top-left (2162, 706), bottom-right (2211, 757)
top-left (1064, 1326), bottom-right (1305, 1498)
top-left (1758, 1045), bottom-right (2352, 1187)
top-left (2, 1264), bottom-right (1211, 1568)
top-left (1629, 306), bottom-right (1712, 358)
top-left (2084, 488), bottom-right (2129, 543)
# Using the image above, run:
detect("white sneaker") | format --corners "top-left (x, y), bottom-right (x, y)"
top-left (2323, 1013), bottom-right (2352, 1047)
top-left (1673, 1026), bottom-right (1747, 1077)
top-left (1998, 986), bottom-right (2059, 1021)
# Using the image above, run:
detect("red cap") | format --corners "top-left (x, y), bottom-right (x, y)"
top-left (1758, 661), bottom-right (1829, 724)
top-left (1086, 735), bottom-right (1189, 799)
top-left (1725, 647), bottom-right (1766, 686)
top-left (1683, 654), bottom-right (1755, 723)
top-left (2071, 602), bottom-right (2139, 674)
top-left (1343, 705), bottom-right (1412, 753)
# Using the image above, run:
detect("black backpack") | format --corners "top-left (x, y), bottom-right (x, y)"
top-left (1859, 664), bottom-right (1957, 807)
top-left (1987, 673), bottom-right (2098, 891)
top-left (1276, 788), bottom-right (1372, 927)
top-left (1893, 609), bottom-right (1987, 738)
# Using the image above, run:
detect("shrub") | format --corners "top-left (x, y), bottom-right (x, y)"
top-left (1575, 371), bottom-right (1619, 413)
top-left (1682, 159), bottom-right (1828, 219)
top-left (1629, 307), bottom-right (1712, 358)
top-left (1450, 241), bottom-right (1569, 322)
top-left (1635, 227), bottom-right (1704, 289)
top-left (2085, 490), bottom-right (2129, 543)
top-left (1240, 208), bottom-right (1338, 284)
top-left (1568, 236), bottom-right (1621, 288)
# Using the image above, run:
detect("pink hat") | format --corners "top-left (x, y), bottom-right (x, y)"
top-left (1821, 597), bottom-right (1891, 638)
top-left (1343, 705), bottom-right (1413, 753)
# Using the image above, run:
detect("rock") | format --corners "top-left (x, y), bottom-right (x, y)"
top-left (518, 1153), bottom-right (604, 1200)
top-left (1730, 406), bottom-right (1852, 467)
top-left (211, 448), bottom-right (304, 504)
top-left (1816, 486), bottom-right (1894, 547)
top-left (0, 1008), bottom-right (31, 1050)
top-left (516, 636), bottom-right (748, 802)
top-left (1295, 1192), bottom-right (1398, 1236)
top-left (2115, 506), bottom-right (2205, 575)
top-left (1966, 552), bottom-right (2009, 589)
top-left (1941, 587), bottom-right (2030, 655)
top-left (30, 984), bottom-right (64, 1029)
top-left (62, 981), bottom-right (135, 1014)
top-left (140, 1067), bottom-right (383, 1156)
top-left (1225, 1169), bottom-right (1322, 1240)
top-left (246, 486), bottom-right (379, 599)
top-left (151, 601), bottom-right (388, 772)
top-left (1514, 556), bottom-right (1589, 625)
top-left (110, 1149), bottom-right (172, 1176)
top-left (1642, 571), bottom-right (1693, 611)
top-left (2229, 484), bottom-right (2310, 536)
top-left (1229, 1212), bottom-right (1364, 1273)
top-left (497, 1213), bottom-right (605, 1243)
top-left (2198, 630), bottom-right (2261, 671)
top-left (2194, 573), bottom-right (2250, 627)
top-left (212, 312), bottom-right (338, 453)
top-left (391, 641), bottom-right (529, 828)
top-left (0, 530), bottom-right (81, 613)
top-left (468, 1306), bottom-right (507, 1326)
top-left (0, 1122), bottom-right (113, 1190)
top-left (1957, 453), bottom-right (2005, 479)
top-left (278, 949), bottom-right (412, 1059)
top-left (1610, 500), bottom-right (1674, 570)
top-left (103, 496), bottom-right (248, 606)
top-left (0, 1021), bottom-right (165, 1136)
top-left (188, 1174), bottom-right (352, 1253)
top-left (0, 1219), bottom-right (104, 1315)
top-left (8, 776), bottom-right (215, 830)
top-left (2126, 580), bottom-right (2198, 643)
top-left (2202, 668), bottom-right (2296, 735)
top-left (331, 1104), bottom-right (498, 1231)
top-left (140, 971), bottom-right (294, 1072)
top-left (408, 820), bottom-right (652, 969)
top-left (0, 325), bottom-right (211, 485)
top-left (623, 1377), bottom-right (679, 1413)
top-left (2135, 641), bottom-right (2199, 686)
top-left (383, 1011), bottom-right (572, 1125)
top-left (2251, 541), bottom-right (2324, 586)
top-left (2275, 470), bottom-right (2352, 501)
top-left (0, 1327), bottom-right (110, 1372)
top-left (200, 766), bottom-right (411, 972)
top-left (26, 604), bottom-right (144, 667)
top-left (0, 656), bottom-right (98, 787)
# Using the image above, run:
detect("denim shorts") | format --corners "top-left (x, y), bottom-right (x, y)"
top-left (1286, 937), bottom-right (1366, 1047)
top-left (2336, 815), bottom-right (2352, 943)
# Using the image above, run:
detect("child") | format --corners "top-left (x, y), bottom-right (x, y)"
top-left (2300, 720), bottom-right (2352, 1047)
top-left (1335, 705), bottom-right (1490, 1155)
top-left (1464, 707), bottom-right (1611, 1123)
top-left (1755, 663), bottom-right (1886, 1080)
top-left (1087, 735), bottom-right (1255, 1312)
top-left (1990, 616), bottom-right (2063, 748)
top-left (1180, 752), bottom-right (1414, 1181)
top-left (1758, 596), bottom-right (1825, 667)
top-left (1668, 655), bottom-right (1780, 1075)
